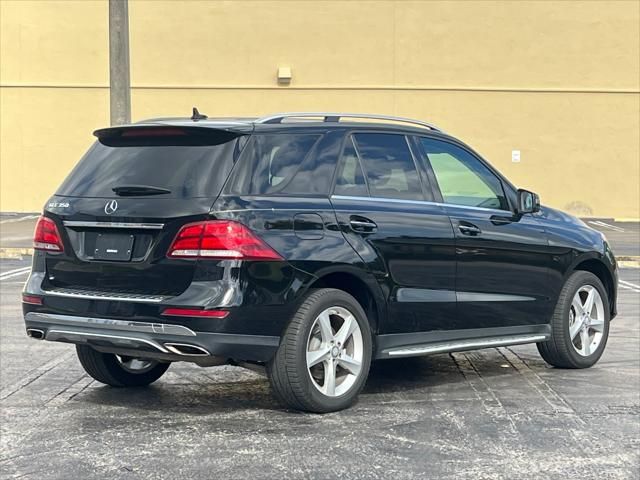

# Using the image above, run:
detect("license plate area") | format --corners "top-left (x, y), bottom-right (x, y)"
top-left (93, 233), bottom-right (134, 261)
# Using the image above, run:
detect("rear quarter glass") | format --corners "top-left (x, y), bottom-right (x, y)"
top-left (57, 131), bottom-right (244, 199)
top-left (225, 133), bottom-right (332, 195)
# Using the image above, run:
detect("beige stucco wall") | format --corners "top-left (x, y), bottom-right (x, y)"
top-left (1, 0), bottom-right (639, 217)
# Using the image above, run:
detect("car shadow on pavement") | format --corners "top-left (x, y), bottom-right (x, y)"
top-left (74, 351), bottom-right (547, 414)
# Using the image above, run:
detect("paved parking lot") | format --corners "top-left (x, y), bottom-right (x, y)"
top-left (1, 258), bottom-right (638, 479)
top-left (1, 218), bottom-right (639, 479)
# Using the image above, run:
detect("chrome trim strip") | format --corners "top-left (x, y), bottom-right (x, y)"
top-left (25, 312), bottom-right (196, 336)
top-left (457, 292), bottom-right (536, 302)
top-left (45, 329), bottom-right (170, 353)
top-left (44, 288), bottom-right (166, 303)
top-left (63, 221), bottom-right (165, 230)
top-left (386, 334), bottom-right (548, 357)
top-left (331, 194), bottom-right (512, 215)
top-left (256, 112), bottom-right (443, 132)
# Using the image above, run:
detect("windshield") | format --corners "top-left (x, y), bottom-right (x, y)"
top-left (57, 134), bottom-right (241, 199)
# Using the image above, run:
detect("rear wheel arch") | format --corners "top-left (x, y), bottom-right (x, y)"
top-left (305, 270), bottom-right (384, 335)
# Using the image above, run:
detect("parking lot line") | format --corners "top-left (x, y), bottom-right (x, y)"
top-left (588, 220), bottom-right (626, 232)
top-left (618, 279), bottom-right (640, 293)
top-left (0, 267), bottom-right (30, 280)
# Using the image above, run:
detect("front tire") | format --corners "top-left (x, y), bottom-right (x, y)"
top-left (267, 288), bottom-right (373, 413)
top-left (537, 271), bottom-right (610, 369)
top-left (76, 345), bottom-right (170, 387)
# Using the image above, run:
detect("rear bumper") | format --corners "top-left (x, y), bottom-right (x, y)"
top-left (24, 312), bottom-right (280, 363)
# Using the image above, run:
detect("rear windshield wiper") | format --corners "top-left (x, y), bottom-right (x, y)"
top-left (112, 185), bottom-right (172, 196)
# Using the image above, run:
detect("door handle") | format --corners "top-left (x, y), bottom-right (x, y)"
top-left (349, 216), bottom-right (377, 232)
top-left (458, 223), bottom-right (481, 236)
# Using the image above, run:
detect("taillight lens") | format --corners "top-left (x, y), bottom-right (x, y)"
top-left (33, 216), bottom-right (64, 252)
top-left (167, 220), bottom-right (282, 260)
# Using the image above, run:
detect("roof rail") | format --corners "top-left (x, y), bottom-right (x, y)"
top-left (255, 112), bottom-right (443, 132)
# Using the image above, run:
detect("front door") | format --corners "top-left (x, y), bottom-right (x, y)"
top-left (331, 132), bottom-right (457, 334)
top-left (417, 137), bottom-right (553, 329)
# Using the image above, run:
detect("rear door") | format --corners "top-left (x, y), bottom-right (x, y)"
top-left (416, 136), bottom-right (553, 328)
top-left (44, 126), bottom-right (244, 297)
top-left (331, 131), bottom-right (457, 334)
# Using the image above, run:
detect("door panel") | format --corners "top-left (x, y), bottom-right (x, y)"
top-left (417, 136), bottom-right (554, 328)
top-left (332, 195), bottom-right (457, 334)
top-left (332, 131), bottom-right (457, 333)
top-left (448, 206), bottom-right (553, 327)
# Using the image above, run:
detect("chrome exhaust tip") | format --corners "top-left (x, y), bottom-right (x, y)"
top-left (164, 343), bottom-right (210, 356)
top-left (26, 328), bottom-right (45, 340)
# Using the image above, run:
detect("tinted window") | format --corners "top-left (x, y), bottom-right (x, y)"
top-left (334, 137), bottom-right (368, 196)
top-left (421, 138), bottom-right (508, 210)
top-left (226, 134), bottom-right (321, 195)
top-left (352, 133), bottom-right (423, 200)
top-left (57, 134), bottom-right (240, 199)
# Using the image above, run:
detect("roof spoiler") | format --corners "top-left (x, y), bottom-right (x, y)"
top-left (93, 125), bottom-right (248, 147)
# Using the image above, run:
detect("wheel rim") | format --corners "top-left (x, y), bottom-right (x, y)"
top-left (306, 306), bottom-right (364, 397)
top-left (568, 285), bottom-right (606, 357)
top-left (116, 355), bottom-right (157, 374)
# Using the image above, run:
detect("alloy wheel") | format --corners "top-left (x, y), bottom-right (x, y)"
top-left (568, 285), bottom-right (606, 357)
top-left (306, 306), bottom-right (364, 397)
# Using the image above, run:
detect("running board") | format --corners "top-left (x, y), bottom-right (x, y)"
top-left (382, 334), bottom-right (549, 358)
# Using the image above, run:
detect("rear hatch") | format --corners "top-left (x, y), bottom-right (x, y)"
top-left (42, 125), bottom-right (248, 297)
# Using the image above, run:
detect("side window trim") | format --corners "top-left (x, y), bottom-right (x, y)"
top-left (409, 135), bottom-right (441, 203)
top-left (415, 136), bottom-right (512, 212)
top-left (345, 135), bottom-right (372, 196)
top-left (403, 135), bottom-right (434, 202)
top-left (331, 134), bottom-right (371, 197)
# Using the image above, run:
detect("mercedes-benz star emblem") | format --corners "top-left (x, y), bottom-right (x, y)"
top-left (104, 200), bottom-right (118, 215)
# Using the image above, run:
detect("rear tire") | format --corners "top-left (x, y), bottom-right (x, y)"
top-left (76, 345), bottom-right (170, 387)
top-left (537, 271), bottom-right (610, 369)
top-left (267, 288), bottom-right (373, 413)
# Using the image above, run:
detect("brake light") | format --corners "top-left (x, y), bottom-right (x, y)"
top-left (161, 308), bottom-right (229, 318)
top-left (33, 216), bottom-right (64, 252)
top-left (122, 127), bottom-right (187, 137)
top-left (167, 220), bottom-right (282, 260)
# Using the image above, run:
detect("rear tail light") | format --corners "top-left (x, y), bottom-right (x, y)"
top-left (33, 216), bottom-right (64, 252)
top-left (22, 294), bottom-right (43, 305)
top-left (167, 220), bottom-right (282, 260)
top-left (161, 308), bottom-right (229, 318)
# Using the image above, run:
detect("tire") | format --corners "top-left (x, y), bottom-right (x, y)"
top-left (267, 288), bottom-right (373, 413)
top-left (76, 345), bottom-right (170, 387)
top-left (537, 271), bottom-right (610, 369)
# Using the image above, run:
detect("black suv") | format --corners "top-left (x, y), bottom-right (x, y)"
top-left (23, 111), bottom-right (618, 412)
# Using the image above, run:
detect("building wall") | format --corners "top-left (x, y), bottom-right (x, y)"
top-left (1, 0), bottom-right (639, 217)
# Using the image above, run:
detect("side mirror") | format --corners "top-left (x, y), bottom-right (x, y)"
top-left (517, 189), bottom-right (540, 214)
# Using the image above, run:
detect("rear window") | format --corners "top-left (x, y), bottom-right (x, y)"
top-left (225, 133), bottom-right (322, 195)
top-left (57, 131), bottom-right (242, 199)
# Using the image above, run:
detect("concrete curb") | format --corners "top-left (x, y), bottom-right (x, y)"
top-left (0, 248), bottom-right (34, 259)
top-left (1, 247), bottom-right (638, 267)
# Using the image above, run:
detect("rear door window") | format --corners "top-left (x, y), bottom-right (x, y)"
top-left (57, 130), bottom-right (241, 199)
top-left (352, 133), bottom-right (424, 201)
top-left (225, 133), bottom-right (323, 195)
